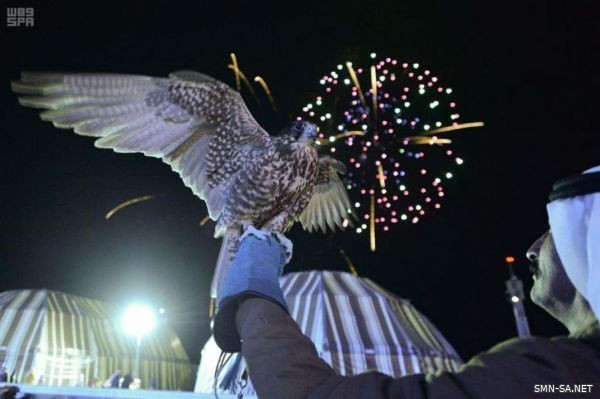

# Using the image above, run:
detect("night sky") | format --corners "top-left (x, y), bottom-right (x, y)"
top-left (1, 1), bottom-right (599, 365)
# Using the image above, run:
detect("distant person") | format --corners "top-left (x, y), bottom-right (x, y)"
top-left (103, 370), bottom-right (121, 388)
top-left (0, 385), bottom-right (30, 399)
top-left (213, 166), bottom-right (600, 399)
top-left (0, 386), bottom-right (19, 399)
top-left (23, 370), bottom-right (34, 385)
top-left (120, 374), bottom-right (133, 389)
top-left (0, 367), bottom-right (6, 383)
top-left (130, 377), bottom-right (142, 390)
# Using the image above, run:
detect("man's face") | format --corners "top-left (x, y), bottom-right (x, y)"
top-left (527, 231), bottom-right (577, 313)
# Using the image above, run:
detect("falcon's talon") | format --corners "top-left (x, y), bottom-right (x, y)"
top-left (240, 225), bottom-right (270, 242)
top-left (273, 232), bottom-right (293, 263)
top-left (239, 227), bottom-right (292, 262)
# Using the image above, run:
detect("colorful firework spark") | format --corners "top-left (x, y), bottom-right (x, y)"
top-left (298, 53), bottom-right (482, 249)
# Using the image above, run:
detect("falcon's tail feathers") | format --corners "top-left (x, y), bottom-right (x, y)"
top-left (210, 227), bottom-right (241, 300)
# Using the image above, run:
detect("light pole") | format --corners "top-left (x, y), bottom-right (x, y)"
top-left (121, 304), bottom-right (157, 380)
top-left (504, 256), bottom-right (531, 338)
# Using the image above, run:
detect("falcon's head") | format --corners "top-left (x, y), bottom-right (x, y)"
top-left (281, 121), bottom-right (317, 145)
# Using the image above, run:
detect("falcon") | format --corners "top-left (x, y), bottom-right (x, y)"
top-left (11, 70), bottom-right (353, 302)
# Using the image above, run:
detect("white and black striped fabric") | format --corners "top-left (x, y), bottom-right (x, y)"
top-left (196, 270), bottom-right (463, 395)
top-left (0, 289), bottom-right (192, 390)
top-left (282, 270), bottom-right (462, 376)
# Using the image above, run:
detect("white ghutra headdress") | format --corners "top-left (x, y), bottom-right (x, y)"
top-left (547, 165), bottom-right (600, 318)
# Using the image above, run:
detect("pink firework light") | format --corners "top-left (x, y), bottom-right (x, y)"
top-left (298, 53), bottom-right (483, 251)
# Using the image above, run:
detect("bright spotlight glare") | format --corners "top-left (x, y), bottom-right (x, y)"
top-left (122, 304), bottom-right (157, 337)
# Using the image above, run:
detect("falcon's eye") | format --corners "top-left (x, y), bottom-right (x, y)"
top-left (295, 123), bottom-right (304, 131)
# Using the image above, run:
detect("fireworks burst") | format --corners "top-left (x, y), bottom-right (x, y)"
top-left (105, 195), bottom-right (157, 220)
top-left (299, 53), bottom-right (483, 249)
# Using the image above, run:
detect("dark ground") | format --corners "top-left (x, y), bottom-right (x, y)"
top-left (1, 0), bottom-right (599, 365)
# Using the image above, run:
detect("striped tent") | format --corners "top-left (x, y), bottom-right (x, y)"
top-left (0, 289), bottom-right (192, 390)
top-left (196, 270), bottom-right (463, 395)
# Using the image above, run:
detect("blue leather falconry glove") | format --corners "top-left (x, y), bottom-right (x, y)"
top-left (213, 226), bottom-right (291, 353)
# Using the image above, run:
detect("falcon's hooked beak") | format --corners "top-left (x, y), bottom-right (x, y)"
top-left (293, 121), bottom-right (317, 144)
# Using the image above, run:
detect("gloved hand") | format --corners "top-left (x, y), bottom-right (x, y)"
top-left (213, 226), bottom-right (291, 352)
top-left (240, 224), bottom-right (294, 264)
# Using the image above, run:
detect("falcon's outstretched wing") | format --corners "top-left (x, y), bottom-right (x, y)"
top-left (12, 70), bottom-right (270, 221)
top-left (298, 156), bottom-right (353, 233)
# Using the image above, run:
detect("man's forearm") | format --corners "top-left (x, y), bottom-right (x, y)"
top-left (235, 298), bottom-right (430, 399)
top-left (236, 297), bottom-right (337, 399)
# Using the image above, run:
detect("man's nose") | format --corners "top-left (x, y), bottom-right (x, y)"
top-left (526, 231), bottom-right (547, 262)
top-left (526, 246), bottom-right (539, 262)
